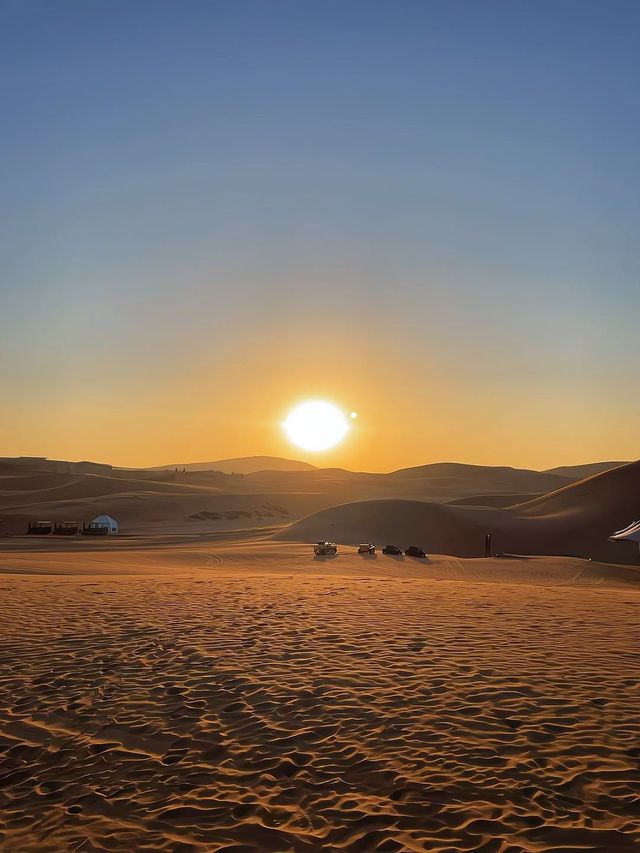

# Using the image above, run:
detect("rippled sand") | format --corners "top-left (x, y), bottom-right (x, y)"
top-left (1, 543), bottom-right (639, 851)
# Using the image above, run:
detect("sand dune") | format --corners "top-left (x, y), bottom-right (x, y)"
top-left (256, 462), bottom-right (632, 510)
top-left (544, 461), bottom-right (628, 479)
top-left (0, 491), bottom-right (331, 536)
top-left (515, 459), bottom-right (640, 516)
top-left (0, 460), bottom-right (330, 535)
top-left (0, 538), bottom-right (639, 851)
top-left (446, 492), bottom-right (544, 508)
top-left (146, 455), bottom-right (317, 474)
top-left (0, 457), bottom-right (575, 536)
top-left (2, 458), bottom-right (639, 564)
top-left (278, 461), bottom-right (640, 564)
top-left (247, 461), bottom-right (573, 502)
top-left (278, 499), bottom-right (493, 555)
top-left (388, 461), bottom-right (568, 491)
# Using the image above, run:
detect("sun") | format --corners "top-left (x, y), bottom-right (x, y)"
top-left (283, 401), bottom-right (350, 451)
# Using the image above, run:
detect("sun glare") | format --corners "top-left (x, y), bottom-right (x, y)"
top-left (283, 401), bottom-right (350, 451)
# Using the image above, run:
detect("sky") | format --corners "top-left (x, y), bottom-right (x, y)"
top-left (1, 0), bottom-right (638, 471)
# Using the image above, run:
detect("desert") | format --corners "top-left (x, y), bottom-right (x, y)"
top-left (3, 2), bottom-right (639, 850)
top-left (1, 457), bottom-right (640, 851)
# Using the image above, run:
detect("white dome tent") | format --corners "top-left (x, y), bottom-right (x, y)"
top-left (83, 514), bottom-right (119, 535)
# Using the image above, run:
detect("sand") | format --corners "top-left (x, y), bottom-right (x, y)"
top-left (3, 457), bottom-right (639, 566)
top-left (0, 456), bottom-right (588, 538)
top-left (1, 537), bottom-right (639, 852)
top-left (278, 461), bottom-right (640, 565)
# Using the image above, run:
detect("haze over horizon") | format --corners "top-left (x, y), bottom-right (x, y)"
top-left (2, 451), bottom-right (633, 478)
top-left (2, 0), bottom-right (639, 471)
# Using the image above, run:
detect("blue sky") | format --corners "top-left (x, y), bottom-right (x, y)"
top-left (1, 1), bottom-right (638, 468)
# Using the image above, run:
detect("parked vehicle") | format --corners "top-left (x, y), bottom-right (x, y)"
top-left (314, 541), bottom-right (338, 556)
top-left (357, 543), bottom-right (375, 554)
top-left (382, 544), bottom-right (402, 555)
top-left (405, 545), bottom-right (427, 558)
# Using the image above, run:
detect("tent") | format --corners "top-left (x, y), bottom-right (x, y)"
top-left (83, 514), bottom-right (119, 535)
top-left (609, 520), bottom-right (640, 552)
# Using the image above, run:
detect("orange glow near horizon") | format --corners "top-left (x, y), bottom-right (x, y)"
top-left (1, 310), bottom-right (638, 473)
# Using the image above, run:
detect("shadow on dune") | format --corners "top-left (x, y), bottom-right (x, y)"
top-left (276, 462), bottom-right (640, 565)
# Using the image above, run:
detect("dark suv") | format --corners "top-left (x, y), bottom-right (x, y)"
top-left (405, 546), bottom-right (427, 558)
top-left (382, 544), bottom-right (402, 555)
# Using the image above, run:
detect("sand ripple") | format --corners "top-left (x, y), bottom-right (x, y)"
top-left (1, 574), bottom-right (639, 851)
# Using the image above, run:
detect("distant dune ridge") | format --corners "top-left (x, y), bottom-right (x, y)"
top-left (235, 462), bottom-right (578, 507)
top-left (145, 455), bottom-right (317, 474)
top-left (543, 461), bottom-right (629, 479)
top-left (0, 455), bottom-right (637, 562)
